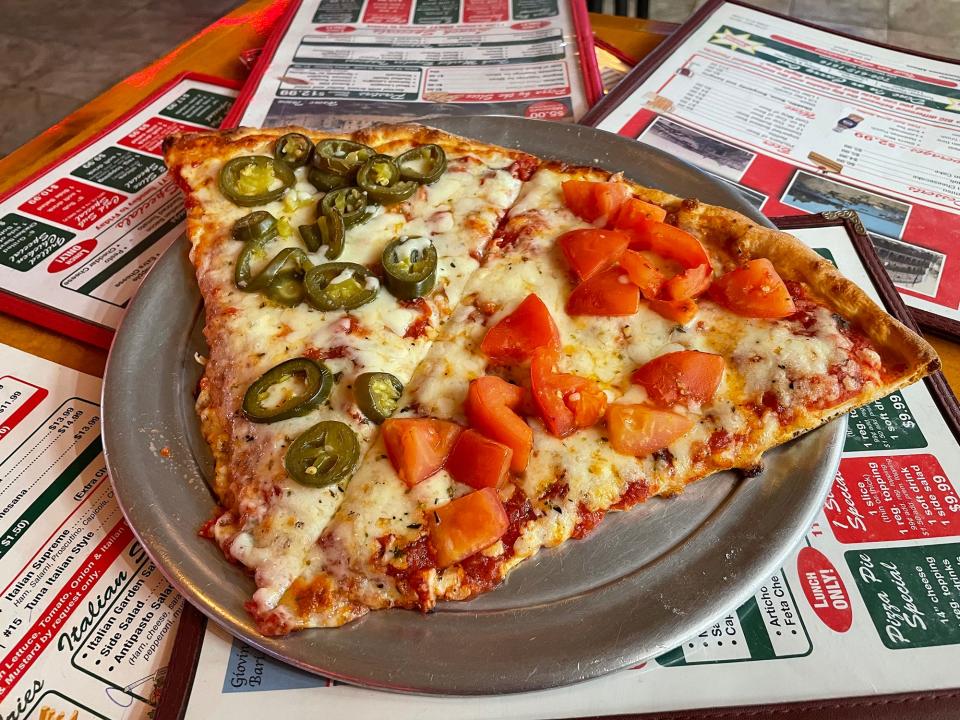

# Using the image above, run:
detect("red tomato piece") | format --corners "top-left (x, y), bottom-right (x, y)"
top-left (428, 487), bottom-right (509, 568)
top-left (661, 264), bottom-right (713, 301)
top-left (480, 293), bottom-right (560, 364)
top-left (561, 180), bottom-right (631, 223)
top-left (710, 258), bottom-right (796, 318)
top-left (566, 267), bottom-right (640, 316)
top-left (612, 197), bottom-right (667, 228)
top-left (631, 350), bottom-right (725, 407)
top-left (605, 404), bottom-right (694, 457)
top-left (618, 250), bottom-right (666, 299)
top-left (446, 429), bottom-right (512, 489)
top-left (382, 418), bottom-right (463, 487)
top-left (628, 219), bottom-right (710, 269)
top-left (465, 376), bottom-right (533, 473)
top-left (530, 348), bottom-right (607, 437)
top-left (558, 228), bottom-right (630, 281)
top-left (646, 297), bottom-right (698, 324)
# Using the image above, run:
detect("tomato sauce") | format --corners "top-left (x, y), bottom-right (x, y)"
top-left (509, 155), bottom-right (539, 181)
top-left (571, 503), bottom-right (605, 540)
top-left (611, 479), bottom-right (650, 511)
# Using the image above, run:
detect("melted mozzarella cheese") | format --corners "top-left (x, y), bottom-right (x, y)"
top-left (178, 136), bottom-right (525, 617)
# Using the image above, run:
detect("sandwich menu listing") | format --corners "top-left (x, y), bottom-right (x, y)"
top-left (181, 223), bottom-right (960, 716)
top-left (0, 74), bottom-right (236, 348)
top-left (584, 0), bottom-right (960, 336)
top-left (0, 345), bottom-right (182, 720)
top-left (226, 0), bottom-right (601, 130)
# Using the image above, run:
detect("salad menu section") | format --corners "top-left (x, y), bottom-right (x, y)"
top-left (180, 221), bottom-right (960, 717)
top-left (0, 345), bottom-right (181, 719)
top-left (0, 74), bottom-right (236, 348)
top-left (585, 0), bottom-right (960, 337)
top-left (226, 0), bottom-right (601, 129)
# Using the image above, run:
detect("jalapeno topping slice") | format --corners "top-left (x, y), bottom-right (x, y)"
top-left (353, 372), bottom-right (403, 424)
top-left (307, 167), bottom-right (351, 192)
top-left (264, 269), bottom-right (307, 307)
top-left (274, 133), bottom-right (313, 168)
top-left (356, 155), bottom-right (418, 205)
top-left (320, 187), bottom-right (370, 229)
top-left (381, 236), bottom-right (438, 300)
top-left (397, 144), bottom-right (447, 185)
top-left (313, 139), bottom-right (374, 176)
top-left (285, 420), bottom-right (360, 487)
top-left (232, 211), bottom-right (278, 245)
top-left (238, 246), bottom-right (313, 293)
top-left (304, 262), bottom-right (379, 311)
top-left (242, 358), bottom-right (332, 423)
top-left (219, 156), bottom-right (295, 207)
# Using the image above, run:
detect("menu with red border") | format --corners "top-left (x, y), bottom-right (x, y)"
top-left (0, 74), bottom-right (237, 348)
top-left (0, 344), bottom-right (184, 719)
top-left (224, 0), bottom-right (602, 130)
top-left (584, 0), bottom-right (960, 338)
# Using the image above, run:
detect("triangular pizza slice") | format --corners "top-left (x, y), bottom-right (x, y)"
top-left (263, 159), bottom-right (938, 632)
top-left (163, 125), bottom-right (536, 620)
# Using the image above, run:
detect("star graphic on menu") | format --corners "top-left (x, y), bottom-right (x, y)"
top-left (710, 29), bottom-right (764, 54)
top-left (945, 97), bottom-right (960, 112)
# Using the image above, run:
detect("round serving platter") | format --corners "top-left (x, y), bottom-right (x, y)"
top-left (103, 116), bottom-right (845, 695)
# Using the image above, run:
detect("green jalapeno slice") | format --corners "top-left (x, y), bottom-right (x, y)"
top-left (356, 155), bottom-right (418, 205)
top-left (274, 133), bottom-right (313, 168)
top-left (285, 420), bottom-right (360, 487)
top-left (320, 187), bottom-right (370, 229)
top-left (299, 207), bottom-right (345, 259)
top-left (353, 372), bottom-right (403, 424)
top-left (264, 270), bottom-right (307, 307)
top-left (219, 156), bottom-right (295, 206)
top-left (307, 166), bottom-right (351, 192)
top-left (313, 139), bottom-right (374, 176)
top-left (239, 246), bottom-right (312, 293)
top-left (381, 236), bottom-right (438, 300)
top-left (242, 357), bottom-right (332, 423)
top-left (396, 144), bottom-right (447, 184)
top-left (232, 211), bottom-right (278, 245)
top-left (304, 262), bottom-right (379, 311)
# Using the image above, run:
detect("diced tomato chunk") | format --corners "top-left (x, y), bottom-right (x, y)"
top-left (530, 348), bottom-right (607, 437)
top-left (605, 404), bottom-right (694, 457)
top-left (566, 267), bottom-right (640, 316)
top-left (446, 429), bottom-right (512, 489)
top-left (646, 297), bottom-right (698, 324)
top-left (631, 350), bottom-right (725, 407)
top-left (465, 376), bottom-right (533, 473)
top-left (612, 197), bottom-right (667, 228)
top-left (618, 250), bottom-right (666, 299)
top-left (428, 487), bottom-right (509, 568)
top-left (558, 228), bottom-right (630, 281)
top-left (661, 264), bottom-right (712, 301)
top-left (710, 258), bottom-right (796, 318)
top-left (480, 293), bottom-right (559, 364)
top-left (382, 418), bottom-right (463, 487)
top-left (561, 180), bottom-right (631, 223)
top-left (627, 220), bottom-right (710, 268)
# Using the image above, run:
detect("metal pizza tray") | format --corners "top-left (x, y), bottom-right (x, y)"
top-left (103, 117), bottom-right (844, 695)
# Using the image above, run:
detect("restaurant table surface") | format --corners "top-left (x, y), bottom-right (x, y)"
top-left (0, 0), bottom-right (957, 406)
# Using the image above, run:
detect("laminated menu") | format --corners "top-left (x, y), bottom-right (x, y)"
top-left (0, 74), bottom-right (237, 348)
top-left (582, 0), bottom-right (960, 340)
top-left (171, 214), bottom-right (960, 718)
top-left (0, 344), bottom-right (182, 719)
top-left (224, 0), bottom-right (602, 129)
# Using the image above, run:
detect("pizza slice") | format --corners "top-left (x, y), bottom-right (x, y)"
top-left (263, 161), bottom-right (938, 632)
top-left (163, 124), bottom-right (536, 620)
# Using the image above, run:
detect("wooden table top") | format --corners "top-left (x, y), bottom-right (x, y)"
top-left (1, 1), bottom-right (957, 393)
